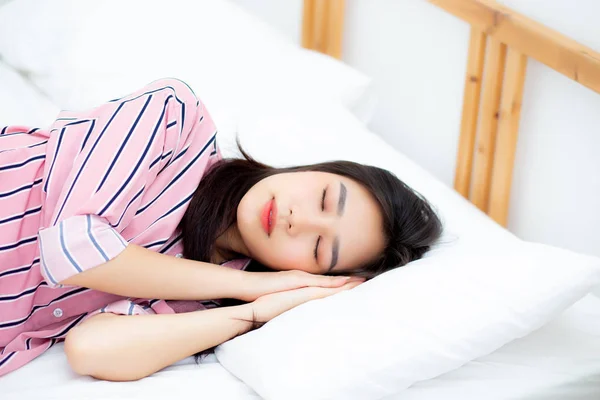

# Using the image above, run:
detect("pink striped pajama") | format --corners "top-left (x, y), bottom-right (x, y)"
top-left (0, 79), bottom-right (248, 376)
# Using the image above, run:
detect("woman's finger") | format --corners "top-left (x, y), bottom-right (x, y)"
top-left (325, 275), bottom-right (366, 287)
top-left (314, 278), bottom-right (365, 298)
top-left (318, 275), bottom-right (353, 287)
top-left (339, 279), bottom-right (364, 290)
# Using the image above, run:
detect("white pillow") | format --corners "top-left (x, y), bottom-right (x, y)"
top-left (387, 293), bottom-right (600, 400)
top-left (0, 0), bottom-right (373, 122)
top-left (216, 240), bottom-right (600, 400)
top-left (210, 105), bottom-right (600, 400)
top-left (0, 62), bottom-right (59, 127)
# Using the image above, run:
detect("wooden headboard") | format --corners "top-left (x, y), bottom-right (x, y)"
top-left (301, 0), bottom-right (600, 227)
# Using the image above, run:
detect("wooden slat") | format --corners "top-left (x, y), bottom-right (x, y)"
top-left (326, 0), bottom-right (345, 59)
top-left (302, 0), bottom-right (345, 59)
top-left (313, 0), bottom-right (328, 54)
top-left (470, 38), bottom-right (506, 211)
top-left (302, 0), bottom-right (316, 50)
top-left (489, 49), bottom-right (528, 226)
top-left (428, 0), bottom-right (600, 95)
top-left (454, 28), bottom-right (487, 198)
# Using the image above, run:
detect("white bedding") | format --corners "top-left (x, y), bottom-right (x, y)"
top-left (1, 0), bottom-right (599, 399)
top-left (2, 349), bottom-right (260, 399)
top-left (2, 97), bottom-right (600, 399)
top-left (390, 293), bottom-right (600, 400)
top-left (3, 296), bottom-right (600, 400)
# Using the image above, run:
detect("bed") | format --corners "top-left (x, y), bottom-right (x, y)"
top-left (1, 0), bottom-right (599, 399)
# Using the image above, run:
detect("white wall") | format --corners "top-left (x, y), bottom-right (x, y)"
top-left (231, 0), bottom-right (302, 44)
top-left (233, 0), bottom-right (600, 258)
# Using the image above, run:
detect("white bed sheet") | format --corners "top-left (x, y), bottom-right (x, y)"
top-left (2, 348), bottom-right (260, 400)
top-left (3, 296), bottom-right (599, 400)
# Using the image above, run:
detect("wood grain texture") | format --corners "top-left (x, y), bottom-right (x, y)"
top-left (428, 0), bottom-right (600, 94)
top-left (455, 28), bottom-right (487, 198)
top-left (302, 0), bottom-right (316, 50)
top-left (301, 0), bottom-right (600, 225)
top-left (489, 49), bottom-right (528, 226)
top-left (302, 0), bottom-right (345, 59)
top-left (326, 0), bottom-right (345, 59)
top-left (470, 38), bottom-right (506, 212)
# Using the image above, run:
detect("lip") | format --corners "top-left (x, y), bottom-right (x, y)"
top-left (261, 198), bottom-right (277, 235)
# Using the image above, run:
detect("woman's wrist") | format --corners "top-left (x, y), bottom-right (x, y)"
top-left (233, 271), bottom-right (263, 302)
top-left (221, 304), bottom-right (256, 336)
top-left (196, 267), bottom-right (252, 301)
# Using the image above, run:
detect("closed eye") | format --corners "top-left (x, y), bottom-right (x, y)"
top-left (315, 187), bottom-right (327, 262)
top-left (314, 236), bottom-right (321, 260)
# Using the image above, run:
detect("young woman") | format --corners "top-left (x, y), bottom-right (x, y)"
top-left (0, 79), bottom-right (442, 381)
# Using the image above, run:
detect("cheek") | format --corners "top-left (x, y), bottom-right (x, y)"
top-left (252, 236), bottom-right (313, 272)
top-left (236, 196), bottom-right (256, 234)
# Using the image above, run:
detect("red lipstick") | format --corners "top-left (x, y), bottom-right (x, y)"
top-left (261, 198), bottom-right (277, 235)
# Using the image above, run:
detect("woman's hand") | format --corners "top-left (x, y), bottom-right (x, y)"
top-left (248, 278), bottom-right (364, 323)
top-left (238, 270), bottom-right (358, 302)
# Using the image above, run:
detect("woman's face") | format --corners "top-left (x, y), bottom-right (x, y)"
top-left (236, 171), bottom-right (386, 274)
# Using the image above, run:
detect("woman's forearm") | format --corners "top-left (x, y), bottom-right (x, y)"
top-left (61, 243), bottom-right (246, 300)
top-left (64, 304), bottom-right (253, 381)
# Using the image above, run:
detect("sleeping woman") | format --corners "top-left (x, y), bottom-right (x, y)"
top-left (0, 79), bottom-right (442, 381)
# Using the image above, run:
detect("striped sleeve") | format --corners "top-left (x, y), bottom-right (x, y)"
top-left (37, 79), bottom-right (200, 287)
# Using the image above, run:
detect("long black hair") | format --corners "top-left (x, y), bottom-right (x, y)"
top-left (178, 145), bottom-right (442, 279)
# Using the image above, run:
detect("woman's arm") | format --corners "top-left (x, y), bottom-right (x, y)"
top-left (64, 279), bottom-right (363, 381)
top-left (61, 243), bottom-right (246, 300)
top-left (61, 243), bottom-right (351, 301)
top-left (65, 304), bottom-right (253, 381)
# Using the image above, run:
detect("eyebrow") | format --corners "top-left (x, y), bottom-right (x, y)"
top-left (329, 237), bottom-right (340, 272)
top-left (329, 182), bottom-right (347, 271)
top-left (337, 182), bottom-right (347, 216)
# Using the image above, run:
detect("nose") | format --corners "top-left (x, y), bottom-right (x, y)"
top-left (280, 207), bottom-right (336, 236)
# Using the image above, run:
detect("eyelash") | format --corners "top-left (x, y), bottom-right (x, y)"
top-left (314, 187), bottom-right (327, 260)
